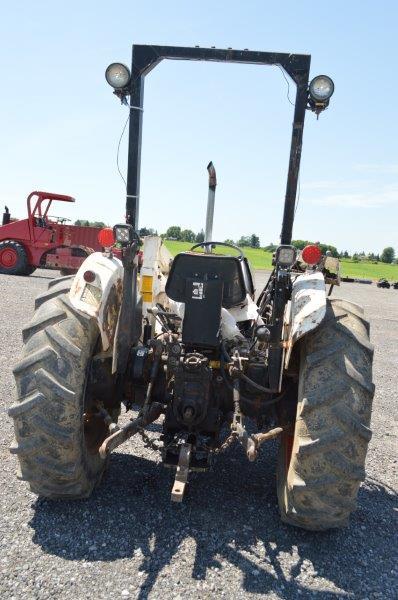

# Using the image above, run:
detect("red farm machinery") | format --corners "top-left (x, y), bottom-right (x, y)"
top-left (0, 191), bottom-right (103, 276)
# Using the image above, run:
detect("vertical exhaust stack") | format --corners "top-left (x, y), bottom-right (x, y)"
top-left (2, 206), bottom-right (10, 226)
top-left (204, 162), bottom-right (217, 253)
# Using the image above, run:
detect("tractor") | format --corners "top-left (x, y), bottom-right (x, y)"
top-left (0, 191), bottom-right (102, 276)
top-left (9, 45), bottom-right (374, 531)
top-left (377, 278), bottom-right (391, 289)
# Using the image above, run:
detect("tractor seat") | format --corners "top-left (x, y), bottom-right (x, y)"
top-left (34, 217), bottom-right (47, 228)
top-left (165, 251), bottom-right (254, 309)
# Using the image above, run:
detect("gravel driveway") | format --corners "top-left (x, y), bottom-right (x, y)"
top-left (0, 269), bottom-right (397, 599)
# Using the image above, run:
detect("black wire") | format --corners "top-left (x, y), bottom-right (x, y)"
top-left (237, 371), bottom-right (278, 395)
top-left (116, 113), bottom-right (130, 189)
top-left (219, 359), bottom-right (282, 406)
top-left (276, 65), bottom-right (295, 106)
top-left (219, 345), bottom-right (282, 406)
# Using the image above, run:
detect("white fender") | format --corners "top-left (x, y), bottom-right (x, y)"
top-left (69, 252), bottom-right (124, 351)
top-left (284, 271), bottom-right (327, 367)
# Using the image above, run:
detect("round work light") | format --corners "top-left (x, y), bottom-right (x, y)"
top-left (105, 63), bottom-right (131, 89)
top-left (309, 75), bottom-right (335, 102)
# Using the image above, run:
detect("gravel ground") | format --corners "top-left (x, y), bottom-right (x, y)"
top-left (0, 269), bottom-right (397, 599)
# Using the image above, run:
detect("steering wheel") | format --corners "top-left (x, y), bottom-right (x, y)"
top-left (48, 215), bottom-right (72, 224)
top-left (190, 241), bottom-right (244, 258)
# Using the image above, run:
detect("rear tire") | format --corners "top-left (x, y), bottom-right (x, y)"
top-left (0, 240), bottom-right (28, 275)
top-left (9, 276), bottom-right (114, 499)
top-left (277, 299), bottom-right (375, 530)
top-left (59, 268), bottom-right (76, 276)
top-left (23, 265), bottom-right (37, 276)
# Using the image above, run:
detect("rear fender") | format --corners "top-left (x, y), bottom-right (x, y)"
top-left (69, 252), bottom-right (123, 351)
top-left (284, 271), bottom-right (326, 367)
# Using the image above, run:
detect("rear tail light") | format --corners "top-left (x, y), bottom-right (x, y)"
top-left (98, 227), bottom-right (115, 247)
top-left (301, 244), bottom-right (322, 265)
top-left (83, 270), bottom-right (96, 283)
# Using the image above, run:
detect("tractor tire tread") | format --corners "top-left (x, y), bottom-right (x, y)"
top-left (22, 306), bottom-right (67, 343)
top-left (8, 391), bottom-right (46, 418)
top-left (12, 346), bottom-right (56, 375)
top-left (34, 368), bottom-right (76, 402)
top-left (35, 280), bottom-right (75, 309)
top-left (45, 326), bottom-right (82, 358)
top-left (10, 437), bottom-right (46, 456)
top-left (10, 277), bottom-right (106, 499)
top-left (47, 275), bottom-right (75, 289)
top-left (277, 298), bottom-right (374, 531)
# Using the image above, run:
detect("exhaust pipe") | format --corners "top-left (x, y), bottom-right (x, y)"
top-left (204, 162), bottom-right (217, 253)
top-left (2, 206), bottom-right (10, 226)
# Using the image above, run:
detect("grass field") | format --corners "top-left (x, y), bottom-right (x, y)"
top-left (164, 240), bottom-right (398, 281)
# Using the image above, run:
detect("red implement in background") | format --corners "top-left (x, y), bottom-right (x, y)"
top-left (0, 191), bottom-right (103, 276)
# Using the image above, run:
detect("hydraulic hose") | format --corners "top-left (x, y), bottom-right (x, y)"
top-left (221, 341), bottom-right (278, 395)
top-left (237, 371), bottom-right (279, 395)
top-left (219, 347), bottom-right (282, 406)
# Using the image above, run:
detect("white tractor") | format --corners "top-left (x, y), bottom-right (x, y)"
top-left (9, 45), bottom-right (374, 530)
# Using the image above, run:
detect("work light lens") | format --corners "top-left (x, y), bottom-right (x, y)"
top-left (309, 75), bottom-right (334, 101)
top-left (276, 245), bottom-right (296, 267)
top-left (115, 226), bottom-right (131, 243)
top-left (105, 63), bottom-right (131, 89)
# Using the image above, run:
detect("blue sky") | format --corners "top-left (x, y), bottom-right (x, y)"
top-left (0, 0), bottom-right (397, 253)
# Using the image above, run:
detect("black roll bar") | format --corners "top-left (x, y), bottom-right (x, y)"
top-left (125, 45), bottom-right (311, 244)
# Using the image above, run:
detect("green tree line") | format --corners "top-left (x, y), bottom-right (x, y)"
top-left (75, 221), bottom-right (397, 264)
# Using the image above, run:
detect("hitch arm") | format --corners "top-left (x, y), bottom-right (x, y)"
top-left (171, 443), bottom-right (192, 503)
top-left (99, 402), bottom-right (162, 458)
top-left (247, 427), bottom-right (284, 461)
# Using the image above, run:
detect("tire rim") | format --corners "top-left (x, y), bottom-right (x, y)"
top-left (84, 411), bottom-right (110, 454)
top-left (0, 247), bottom-right (18, 268)
top-left (83, 343), bottom-right (112, 455)
top-left (283, 431), bottom-right (295, 472)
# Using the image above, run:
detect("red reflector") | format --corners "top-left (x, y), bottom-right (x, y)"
top-left (302, 244), bottom-right (322, 265)
top-left (98, 227), bottom-right (115, 247)
top-left (83, 270), bottom-right (96, 283)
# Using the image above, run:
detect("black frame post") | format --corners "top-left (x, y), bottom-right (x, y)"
top-left (280, 76), bottom-right (310, 244)
top-left (126, 50), bottom-right (145, 228)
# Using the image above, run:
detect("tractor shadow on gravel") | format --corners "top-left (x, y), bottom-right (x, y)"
top-left (29, 445), bottom-right (397, 599)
